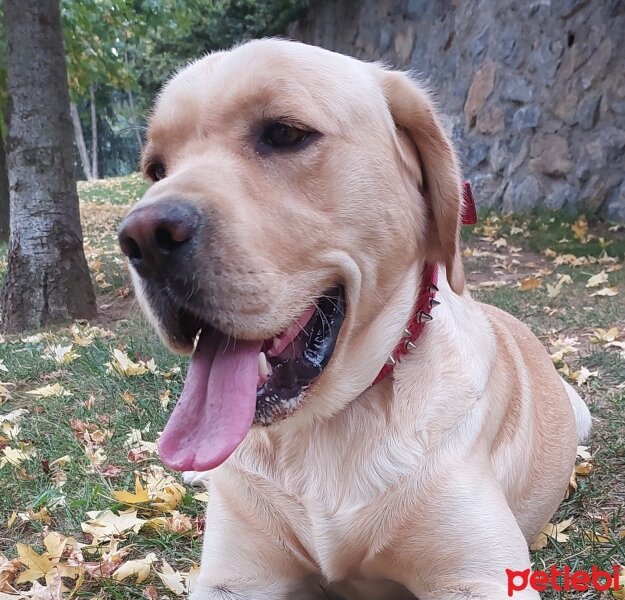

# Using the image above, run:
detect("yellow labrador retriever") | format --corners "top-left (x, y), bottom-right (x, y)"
top-left (118, 39), bottom-right (591, 599)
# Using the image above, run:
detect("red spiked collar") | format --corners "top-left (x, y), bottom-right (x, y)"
top-left (373, 181), bottom-right (476, 385)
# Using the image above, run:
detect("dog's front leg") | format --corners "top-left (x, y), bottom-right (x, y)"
top-left (189, 485), bottom-right (322, 600)
top-left (381, 468), bottom-right (541, 600)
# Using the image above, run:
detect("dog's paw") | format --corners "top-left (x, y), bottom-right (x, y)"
top-left (182, 470), bottom-right (211, 487)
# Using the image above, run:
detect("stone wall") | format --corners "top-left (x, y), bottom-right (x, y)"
top-left (288, 0), bottom-right (625, 221)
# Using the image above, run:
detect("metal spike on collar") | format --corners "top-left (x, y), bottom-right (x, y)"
top-left (430, 299), bottom-right (441, 308)
top-left (405, 340), bottom-right (417, 350)
top-left (429, 283), bottom-right (439, 293)
top-left (402, 328), bottom-right (412, 338)
top-left (416, 311), bottom-right (433, 323)
top-left (386, 355), bottom-right (396, 366)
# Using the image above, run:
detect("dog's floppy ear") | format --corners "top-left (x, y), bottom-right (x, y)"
top-left (378, 69), bottom-right (465, 294)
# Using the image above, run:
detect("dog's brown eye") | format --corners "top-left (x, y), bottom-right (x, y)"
top-left (262, 122), bottom-right (309, 148)
top-left (147, 162), bottom-right (166, 182)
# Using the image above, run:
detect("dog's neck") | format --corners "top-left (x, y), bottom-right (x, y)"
top-left (373, 181), bottom-right (476, 385)
top-left (373, 261), bottom-right (439, 384)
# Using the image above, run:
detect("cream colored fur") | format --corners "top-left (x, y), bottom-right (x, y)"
top-left (128, 39), bottom-right (591, 600)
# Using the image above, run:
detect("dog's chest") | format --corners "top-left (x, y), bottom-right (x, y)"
top-left (267, 444), bottom-right (419, 579)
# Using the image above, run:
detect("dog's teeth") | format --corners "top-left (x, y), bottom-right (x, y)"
top-left (258, 352), bottom-right (270, 377)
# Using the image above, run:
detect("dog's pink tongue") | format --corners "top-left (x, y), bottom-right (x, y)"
top-left (158, 330), bottom-right (262, 472)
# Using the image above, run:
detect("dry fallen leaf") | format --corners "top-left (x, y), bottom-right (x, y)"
top-left (586, 270), bottom-right (609, 288)
top-left (530, 518), bottom-right (573, 551)
top-left (575, 461), bottom-right (593, 476)
top-left (122, 391), bottom-right (136, 405)
top-left (81, 509), bottom-right (147, 543)
top-left (46, 344), bottom-right (79, 365)
top-left (113, 553), bottom-right (157, 584)
top-left (1, 444), bottom-right (37, 469)
top-left (590, 327), bottom-right (620, 344)
top-left (519, 276), bottom-right (542, 291)
top-left (546, 274), bottom-right (572, 299)
top-left (159, 389), bottom-right (171, 409)
top-left (106, 349), bottom-right (148, 377)
top-left (155, 559), bottom-right (185, 596)
top-left (0, 551), bottom-right (21, 593)
top-left (25, 384), bottom-right (71, 398)
top-left (477, 280), bottom-right (508, 289)
top-left (577, 446), bottom-right (592, 460)
top-left (112, 477), bottom-right (149, 505)
top-left (590, 286), bottom-right (619, 297)
top-left (570, 216), bottom-right (588, 241)
top-left (15, 544), bottom-right (54, 585)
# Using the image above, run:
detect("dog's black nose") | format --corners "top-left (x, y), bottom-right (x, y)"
top-left (118, 201), bottom-right (200, 277)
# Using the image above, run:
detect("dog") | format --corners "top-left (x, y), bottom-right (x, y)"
top-left (118, 39), bottom-right (591, 599)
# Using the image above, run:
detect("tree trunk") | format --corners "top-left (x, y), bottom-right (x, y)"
top-left (2, 0), bottom-right (96, 332)
top-left (89, 83), bottom-right (98, 179)
top-left (0, 136), bottom-right (9, 243)
top-left (70, 101), bottom-right (93, 181)
top-left (127, 88), bottom-right (143, 152)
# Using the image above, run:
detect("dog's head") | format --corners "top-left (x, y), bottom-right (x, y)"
top-left (118, 39), bottom-right (465, 471)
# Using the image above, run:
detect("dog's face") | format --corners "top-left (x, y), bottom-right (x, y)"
top-left (118, 40), bottom-right (465, 471)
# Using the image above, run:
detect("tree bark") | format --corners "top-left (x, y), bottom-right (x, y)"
top-left (127, 88), bottom-right (143, 152)
top-left (2, 0), bottom-right (96, 332)
top-left (89, 83), bottom-right (98, 179)
top-left (70, 101), bottom-right (93, 181)
top-left (0, 136), bottom-right (9, 243)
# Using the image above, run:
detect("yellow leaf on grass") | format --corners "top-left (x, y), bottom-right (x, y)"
top-left (18, 507), bottom-right (51, 525)
top-left (478, 280), bottom-right (508, 289)
top-left (575, 461), bottom-right (593, 475)
top-left (152, 483), bottom-right (186, 513)
top-left (519, 276), bottom-right (542, 291)
top-left (121, 391), bottom-right (136, 405)
top-left (530, 518), bottom-right (573, 551)
top-left (546, 274), bottom-right (572, 299)
top-left (112, 477), bottom-right (149, 505)
top-left (112, 552), bottom-right (157, 583)
top-left (70, 325), bottom-right (94, 347)
top-left (575, 367), bottom-right (599, 386)
top-left (582, 530), bottom-right (611, 544)
top-left (1, 445), bottom-right (36, 468)
top-left (566, 468), bottom-right (577, 499)
top-left (155, 559), bottom-right (186, 596)
top-left (590, 327), bottom-right (620, 344)
top-left (586, 270), bottom-right (608, 288)
top-left (85, 446), bottom-right (107, 470)
top-left (43, 532), bottom-right (75, 561)
top-left (25, 384), bottom-right (71, 398)
top-left (193, 492), bottom-right (209, 502)
top-left (159, 389), bottom-right (171, 409)
top-left (81, 509), bottom-right (146, 543)
top-left (590, 286), bottom-right (619, 297)
top-left (107, 349), bottom-right (148, 377)
top-left (15, 544), bottom-right (54, 584)
top-left (47, 344), bottom-right (79, 365)
top-left (571, 216), bottom-right (588, 241)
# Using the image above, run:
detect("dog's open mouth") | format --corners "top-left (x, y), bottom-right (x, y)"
top-left (157, 286), bottom-right (345, 472)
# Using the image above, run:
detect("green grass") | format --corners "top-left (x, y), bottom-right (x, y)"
top-left (1, 175), bottom-right (624, 598)
top-left (465, 211), bottom-right (625, 599)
